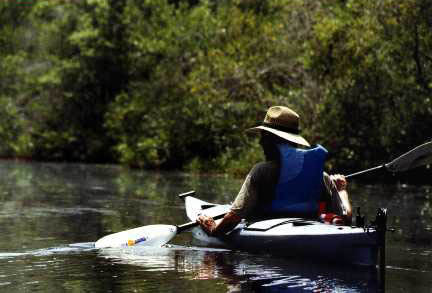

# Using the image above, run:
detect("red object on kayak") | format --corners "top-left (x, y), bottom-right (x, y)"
top-left (319, 213), bottom-right (344, 225)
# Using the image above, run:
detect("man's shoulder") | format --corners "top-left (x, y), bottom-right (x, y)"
top-left (250, 161), bottom-right (279, 179)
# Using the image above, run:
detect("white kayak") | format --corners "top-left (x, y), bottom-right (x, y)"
top-left (184, 195), bottom-right (380, 266)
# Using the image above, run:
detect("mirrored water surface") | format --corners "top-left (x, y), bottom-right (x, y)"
top-left (0, 161), bottom-right (431, 292)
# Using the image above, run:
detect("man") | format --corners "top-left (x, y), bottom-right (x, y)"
top-left (197, 106), bottom-right (352, 236)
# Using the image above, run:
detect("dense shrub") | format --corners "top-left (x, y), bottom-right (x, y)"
top-left (0, 0), bottom-right (430, 178)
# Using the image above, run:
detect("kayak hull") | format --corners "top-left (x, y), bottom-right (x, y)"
top-left (185, 196), bottom-right (379, 266)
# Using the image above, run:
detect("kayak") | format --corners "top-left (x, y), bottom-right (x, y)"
top-left (184, 195), bottom-right (381, 266)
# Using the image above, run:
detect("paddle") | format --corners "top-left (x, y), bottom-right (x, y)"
top-left (346, 141), bottom-right (432, 179)
top-left (94, 191), bottom-right (226, 248)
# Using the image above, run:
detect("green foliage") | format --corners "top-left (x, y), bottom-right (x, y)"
top-left (105, 0), bottom-right (293, 171)
top-left (0, 0), bottom-right (431, 178)
top-left (304, 0), bottom-right (432, 172)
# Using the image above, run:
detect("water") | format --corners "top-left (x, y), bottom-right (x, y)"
top-left (0, 161), bottom-right (430, 292)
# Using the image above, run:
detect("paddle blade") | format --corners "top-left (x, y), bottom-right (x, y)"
top-left (95, 225), bottom-right (177, 249)
top-left (386, 141), bottom-right (432, 172)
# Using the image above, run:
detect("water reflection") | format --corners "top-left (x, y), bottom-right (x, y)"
top-left (0, 161), bottom-right (431, 292)
top-left (99, 245), bottom-right (380, 292)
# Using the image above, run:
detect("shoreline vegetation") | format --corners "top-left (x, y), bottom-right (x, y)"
top-left (1, 1), bottom-right (431, 181)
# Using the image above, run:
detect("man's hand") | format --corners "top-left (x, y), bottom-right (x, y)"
top-left (197, 215), bottom-right (217, 235)
top-left (329, 174), bottom-right (352, 224)
top-left (330, 174), bottom-right (347, 191)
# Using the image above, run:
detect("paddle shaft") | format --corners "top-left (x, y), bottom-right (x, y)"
top-left (177, 213), bottom-right (226, 233)
top-left (345, 141), bottom-right (432, 179)
top-left (345, 164), bottom-right (386, 179)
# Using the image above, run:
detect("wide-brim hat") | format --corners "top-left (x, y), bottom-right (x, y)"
top-left (246, 106), bottom-right (310, 147)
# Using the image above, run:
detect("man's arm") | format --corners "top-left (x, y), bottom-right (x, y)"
top-left (197, 165), bottom-right (261, 236)
top-left (197, 211), bottom-right (242, 236)
top-left (324, 173), bottom-right (353, 224)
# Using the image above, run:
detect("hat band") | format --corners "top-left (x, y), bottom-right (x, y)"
top-left (262, 122), bottom-right (300, 135)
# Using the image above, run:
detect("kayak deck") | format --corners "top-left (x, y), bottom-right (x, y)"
top-left (184, 195), bottom-right (379, 266)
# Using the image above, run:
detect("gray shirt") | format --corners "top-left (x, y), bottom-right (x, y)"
top-left (230, 161), bottom-right (335, 219)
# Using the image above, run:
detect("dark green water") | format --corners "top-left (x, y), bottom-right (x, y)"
top-left (0, 161), bottom-right (430, 292)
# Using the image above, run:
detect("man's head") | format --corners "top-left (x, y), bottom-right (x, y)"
top-left (247, 106), bottom-right (310, 147)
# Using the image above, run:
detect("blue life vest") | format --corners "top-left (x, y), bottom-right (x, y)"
top-left (262, 144), bottom-right (328, 216)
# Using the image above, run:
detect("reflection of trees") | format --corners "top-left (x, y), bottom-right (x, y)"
top-left (350, 182), bottom-right (432, 246)
top-left (111, 170), bottom-right (242, 227)
top-left (0, 161), bottom-right (236, 246)
top-left (0, 160), bottom-right (245, 251)
top-left (0, 161), bottom-right (120, 250)
top-left (388, 186), bottom-right (432, 246)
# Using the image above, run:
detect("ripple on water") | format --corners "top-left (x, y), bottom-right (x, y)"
top-left (0, 243), bottom-right (95, 260)
top-left (0, 252), bottom-right (27, 259)
top-left (1, 207), bottom-right (119, 218)
top-left (0, 282), bottom-right (12, 286)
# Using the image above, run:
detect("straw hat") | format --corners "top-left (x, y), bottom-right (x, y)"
top-left (247, 106), bottom-right (310, 147)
